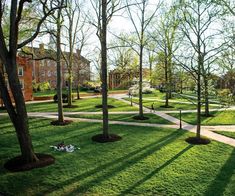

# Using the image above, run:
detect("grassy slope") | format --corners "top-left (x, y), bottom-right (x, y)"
top-left (33, 89), bottom-right (127, 97)
top-left (66, 113), bottom-right (173, 125)
top-left (214, 131), bottom-right (235, 139)
top-left (24, 97), bottom-right (138, 112)
top-left (0, 117), bottom-right (235, 195)
top-left (170, 110), bottom-right (235, 125)
top-left (126, 97), bottom-right (219, 111)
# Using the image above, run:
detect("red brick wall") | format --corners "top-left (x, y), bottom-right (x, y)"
top-left (17, 56), bottom-right (33, 101)
top-left (0, 56), bottom-right (33, 103)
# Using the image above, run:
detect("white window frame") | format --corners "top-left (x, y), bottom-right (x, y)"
top-left (19, 79), bottom-right (24, 89)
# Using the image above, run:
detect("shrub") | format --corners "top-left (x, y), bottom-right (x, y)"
top-left (217, 89), bottom-right (234, 106)
top-left (33, 81), bottom-right (51, 92)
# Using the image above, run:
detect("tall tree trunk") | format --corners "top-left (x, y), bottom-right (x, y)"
top-left (67, 71), bottom-right (73, 106)
top-left (164, 48), bottom-right (169, 107)
top-left (77, 84), bottom-right (80, 99)
top-left (168, 59), bottom-right (172, 99)
top-left (56, 9), bottom-right (64, 123)
top-left (2, 57), bottom-right (38, 163)
top-left (180, 76), bottom-right (183, 94)
top-left (149, 56), bottom-right (152, 87)
top-left (101, 0), bottom-right (109, 138)
top-left (204, 76), bottom-right (210, 117)
top-left (139, 44), bottom-right (144, 118)
top-left (196, 68), bottom-right (201, 139)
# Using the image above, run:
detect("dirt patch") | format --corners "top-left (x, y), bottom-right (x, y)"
top-left (185, 137), bottom-right (211, 145)
top-left (95, 105), bottom-right (115, 109)
top-left (92, 134), bottom-right (122, 143)
top-left (51, 120), bottom-right (73, 126)
top-left (4, 153), bottom-right (55, 172)
top-left (132, 115), bottom-right (149, 120)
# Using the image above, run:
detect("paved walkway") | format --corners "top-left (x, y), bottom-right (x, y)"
top-left (112, 94), bottom-right (235, 147)
top-left (1, 93), bottom-right (235, 147)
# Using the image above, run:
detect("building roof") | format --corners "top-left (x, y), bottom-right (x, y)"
top-left (19, 44), bottom-right (90, 64)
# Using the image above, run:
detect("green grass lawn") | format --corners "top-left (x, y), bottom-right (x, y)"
top-left (126, 98), bottom-right (219, 111)
top-left (138, 90), bottom-right (222, 105)
top-left (1, 116), bottom-right (235, 195)
top-left (33, 89), bottom-right (127, 97)
top-left (214, 131), bottom-right (235, 139)
top-left (66, 113), bottom-right (173, 124)
top-left (24, 97), bottom-right (138, 113)
top-left (33, 89), bottom-right (82, 97)
top-left (170, 110), bottom-right (235, 125)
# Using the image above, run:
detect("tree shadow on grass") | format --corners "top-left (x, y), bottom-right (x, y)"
top-left (204, 148), bottom-right (235, 196)
top-left (43, 129), bottom-right (186, 195)
top-left (119, 145), bottom-right (193, 195)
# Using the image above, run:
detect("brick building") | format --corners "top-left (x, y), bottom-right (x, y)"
top-left (0, 56), bottom-right (33, 104)
top-left (21, 44), bottom-right (90, 89)
top-left (109, 68), bottom-right (150, 89)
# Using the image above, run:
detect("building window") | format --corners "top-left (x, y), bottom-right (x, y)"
top-left (18, 67), bottom-right (23, 76)
top-left (19, 80), bottom-right (24, 89)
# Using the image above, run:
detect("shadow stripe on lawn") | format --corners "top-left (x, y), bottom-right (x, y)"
top-left (44, 129), bottom-right (186, 195)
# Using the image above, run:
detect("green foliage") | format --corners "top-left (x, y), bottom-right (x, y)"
top-left (33, 81), bottom-right (51, 92)
top-left (81, 81), bottom-right (101, 90)
top-left (217, 89), bottom-right (233, 106)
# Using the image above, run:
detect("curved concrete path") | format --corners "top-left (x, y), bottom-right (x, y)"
top-left (111, 94), bottom-right (235, 147)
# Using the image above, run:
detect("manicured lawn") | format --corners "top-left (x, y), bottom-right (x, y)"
top-left (33, 89), bottom-right (127, 97)
top-left (66, 113), bottom-right (173, 124)
top-left (126, 98), bottom-right (219, 111)
top-left (1, 116), bottom-right (235, 195)
top-left (214, 131), bottom-right (235, 139)
top-left (170, 110), bottom-right (235, 125)
top-left (33, 89), bottom-right (82, 97)
top-left (24, 97), bottom-right (138, 112)
top-left (137, 90), bottom-right (222, 105)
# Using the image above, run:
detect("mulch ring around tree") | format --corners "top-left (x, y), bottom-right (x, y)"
top-left (4, 153), bottom-right (55, 172)
top-left (92, 134), bottom-right (122, 143)
top-left (95, 105), bottom-right (116, 109)
top-left (51, 120), bottom-right (73, 126)
top-left (132, 115), bottom-right (149, 120)
top-left (185, 137), bottom-right (211, 145)
top-left (63, 105), bottom-right (79, 108)
top-left (160, 105), bottom-right (174, 108)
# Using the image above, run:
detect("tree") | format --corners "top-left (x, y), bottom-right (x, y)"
top-left (0, 0), bottom-right (63, 167)
top-left (46, 0), bottom-right (67, 124)
top-left (177, 0), bottom-right (225, 140)
top-left (89, 0), bottom-right (124, 141)
top-left (62, 0), bottom-right (91, 104)
top-left (125, 0), bottom-right (161, 119)
top-left (151, 4), bottom-right (180, 107)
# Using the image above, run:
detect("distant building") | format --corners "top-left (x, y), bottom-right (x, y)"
top-left (0, 56), bottom-right (33, 104)
top-left (21, 44), bottom-right (91, 89)
top-left (109, 68), bottom-right (150, 89)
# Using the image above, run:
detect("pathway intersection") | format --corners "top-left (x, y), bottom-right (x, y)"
top-left (1, 93), bottom-right (235, 147)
